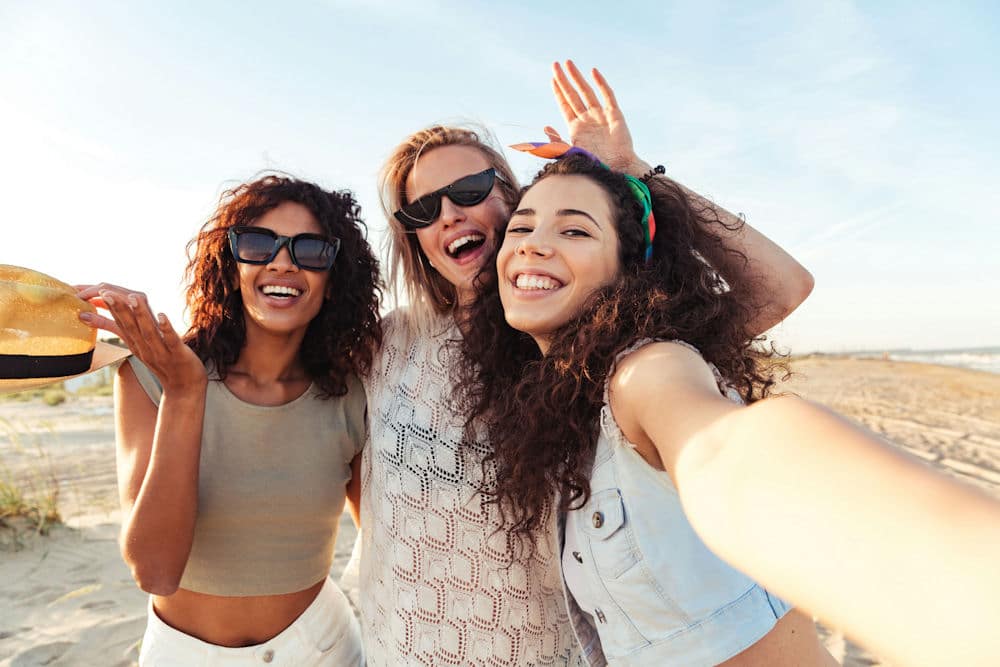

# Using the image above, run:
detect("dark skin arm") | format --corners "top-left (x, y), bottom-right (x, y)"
top-left (78, 283), bottom-right (207, 595)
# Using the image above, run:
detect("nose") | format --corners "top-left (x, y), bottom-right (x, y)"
top-left (515, 231), bottom-right (553, 258)
top-left (265, 240), bottom-right (298, 272)
top-left (437, 196), bottom-right (466, 229)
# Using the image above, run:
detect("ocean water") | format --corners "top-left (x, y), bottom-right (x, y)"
top-left (853, 347), bottom-right (1000, 375)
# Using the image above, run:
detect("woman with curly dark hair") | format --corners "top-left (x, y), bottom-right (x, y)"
top-left (458, 153), bottom-right (835, 666)
top-left (77, 174), bottom-right (380, 665)
top-left (460, 151), bottom-right (1000, 667)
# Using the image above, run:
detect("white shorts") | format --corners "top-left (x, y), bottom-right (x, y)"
top-left (138, 577), bottom-right (364, 666)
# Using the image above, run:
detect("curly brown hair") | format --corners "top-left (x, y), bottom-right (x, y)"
top-left (457, 155), bottom-right (779, 550)
top-left (183, 174), bottom-right (382, 397)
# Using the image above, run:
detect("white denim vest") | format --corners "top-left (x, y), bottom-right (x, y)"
top-left (561, 340), bottom-right (791, 666)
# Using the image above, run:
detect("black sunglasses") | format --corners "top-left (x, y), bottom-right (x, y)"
top-left (394, 168), bottom-right (499, 228)
top-left (227, 226), bottom-right (340, 271)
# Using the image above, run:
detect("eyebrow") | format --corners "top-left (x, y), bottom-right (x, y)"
top-left (511, 208), bottom-right (602, 228)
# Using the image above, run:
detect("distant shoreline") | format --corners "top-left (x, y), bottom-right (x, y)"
top-left (790, 346), bottom-right (1000, 375)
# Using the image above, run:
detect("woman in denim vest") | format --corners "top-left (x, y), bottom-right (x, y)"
top-left (458, 62), bottom-right (1000, 665)
top-left (458, 120), bottom-right (1000, 664)
top-left (458, 144), bottom-right (834, 664)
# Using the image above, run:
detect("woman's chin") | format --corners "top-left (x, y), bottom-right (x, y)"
top-left (504, 314), bottom-right (561, 348)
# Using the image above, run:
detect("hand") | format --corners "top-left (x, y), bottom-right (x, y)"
top-left (76, 283), bottom-right (206, 392)
top-left (546, 60), bottom-right (650, 174)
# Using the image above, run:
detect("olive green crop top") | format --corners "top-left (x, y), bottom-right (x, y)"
top-left (127, 357), bottom-right (365, 596)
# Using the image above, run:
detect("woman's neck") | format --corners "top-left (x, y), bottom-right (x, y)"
top-left (231, 325), bottom-right (309, 385)
top-left (534, 336), bottom-right (551, 355)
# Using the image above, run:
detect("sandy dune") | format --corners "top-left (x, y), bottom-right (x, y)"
top-left (2, 357), bottom-right (998, 666)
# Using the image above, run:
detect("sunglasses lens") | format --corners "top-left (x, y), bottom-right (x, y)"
top-left (398, 194), bottom-right (440, 227)
top-left (235, 230), bottom-right (277, 263)
top-left (448, 169), bottom-right (495, 206)
top-left (292, 237), bottom-right (337, 270)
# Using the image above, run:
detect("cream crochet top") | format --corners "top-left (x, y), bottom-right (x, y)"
top-left (358, 311), bottom-right (598, 666)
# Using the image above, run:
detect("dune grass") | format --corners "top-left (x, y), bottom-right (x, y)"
top-left (0, 417), bottom-right (62, 550)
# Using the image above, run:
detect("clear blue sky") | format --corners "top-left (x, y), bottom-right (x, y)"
top-left (2, 0), bottom-right (997, 352)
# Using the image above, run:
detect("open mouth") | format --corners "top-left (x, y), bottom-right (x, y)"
top-left (513, 273), bottom-right (563, 291)
top-left (445, 232), bottom-right (486, 260)
top-left (260, 285), bottom-right (303, 299)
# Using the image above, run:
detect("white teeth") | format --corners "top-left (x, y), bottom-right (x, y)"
top-left (261, 285), bottom-right (302, 297)
top-left (515, 274), bottom-right (561, 290)
top-left (447, 233), bottom-right (485, 255)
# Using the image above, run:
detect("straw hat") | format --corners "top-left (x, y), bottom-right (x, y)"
top-left (0, 265), bottom-right (131, 394)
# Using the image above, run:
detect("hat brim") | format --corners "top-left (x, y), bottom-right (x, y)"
top-left (0, 342), bottom-right (132, 394)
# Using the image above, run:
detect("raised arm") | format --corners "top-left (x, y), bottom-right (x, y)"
top-left (547, 60), bottom-right (813, 334)
top-left (78, 284), bottom-right (207, 595)
top-left (611, 342), bottom-right (1000, 667)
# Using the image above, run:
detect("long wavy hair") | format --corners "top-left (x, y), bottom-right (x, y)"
top-left (183, 174), bottom-right (382, 397)
top-left (379, 125), bottom-right (520, 335)
top-left (457, 155), bottom-right (779, 550)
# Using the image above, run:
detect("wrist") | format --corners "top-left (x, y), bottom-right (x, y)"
top-left (161, 373), bottom-right (208, 397)
top-left (621, 156), bottom-right (652, 177)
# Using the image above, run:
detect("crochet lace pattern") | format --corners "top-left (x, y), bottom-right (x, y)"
top-left (358, 312), bottom-right (593, 666)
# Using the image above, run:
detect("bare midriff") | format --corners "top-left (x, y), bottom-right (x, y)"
top-left (151, 578), bottom-right (326, 647)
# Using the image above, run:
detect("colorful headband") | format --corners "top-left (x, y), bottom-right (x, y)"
top-left (511, 141), bottom-right (656, 262)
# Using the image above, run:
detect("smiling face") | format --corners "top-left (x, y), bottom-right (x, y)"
top-left (406, 145), bottom-right (510, 301)
top-left (236, 201), bottom-right (331, 340)
top-left (498, 175), bottom-right (622, 352)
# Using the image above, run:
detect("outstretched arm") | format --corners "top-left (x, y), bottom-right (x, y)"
top-left (611, 342), bottom-right (1000, 667)
top-left (548, 60), bottom-right (813, 334)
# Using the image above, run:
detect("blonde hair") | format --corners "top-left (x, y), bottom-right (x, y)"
top-left (378, 125), bottom-right (520, 335)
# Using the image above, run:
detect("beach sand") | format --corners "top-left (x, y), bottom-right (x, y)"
top-left (2, 358), bottom-right (998, 666)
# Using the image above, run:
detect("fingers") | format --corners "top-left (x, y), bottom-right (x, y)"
top-left (543, 126), bottom-right (564, 142)
top-left (591, 67), bottom-right (620, 110)
top-left (155, 313), bottom-right (184, 351)
top-left (76, 282), bottom-right (129, 302)
top-left (78, 311), bottom-right (123, 338)
top-left (100, 290), bottom-right (146, 353)
top-left (551, 77), bottom-right (576, 122)
top-left (552, 61), bottom-right (588, 116)
top-left (565, 60), bottom-right (601, 109)
top-left (97, 289), bottom-right (160, 363)
top-left (127, 292), bottom-right (166, 355)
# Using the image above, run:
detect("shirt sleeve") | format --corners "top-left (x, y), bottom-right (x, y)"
top-left (126, 356), bottom-right (163, 405)
top-left (343, 373), bottom-right (368, 459)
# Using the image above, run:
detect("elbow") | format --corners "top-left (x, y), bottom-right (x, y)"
top-left (138, 578), bottom-right (181, 597)
top-left (128, 562), bottom-right (183, 596)
top-left (120, 544), bottom-right (184, 596)
top-left (796, 267), bottom-right (815, 305)
top-left (786, 267), bottom-right (815, 315)
top-left (767, 267), bottom-right (814, 327)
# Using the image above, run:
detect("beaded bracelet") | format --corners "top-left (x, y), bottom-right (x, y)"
top-left (640, 164), bottom-right (666, 183)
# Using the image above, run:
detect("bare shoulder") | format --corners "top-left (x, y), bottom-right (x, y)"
top-left (608, 342), bottom-right (732, 472)
top-left (609, 341), bottom-right (720, 402)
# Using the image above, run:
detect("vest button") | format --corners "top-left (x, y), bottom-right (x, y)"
top-left (592, 511), bottom-right (604, 528)
top-left (262, 649), bottom-right (274, 663)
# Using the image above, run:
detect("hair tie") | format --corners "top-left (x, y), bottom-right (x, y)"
top-left (511, 141), bottom-right (656, 262)
top-left (509, 141), bottom-right (601, 163)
